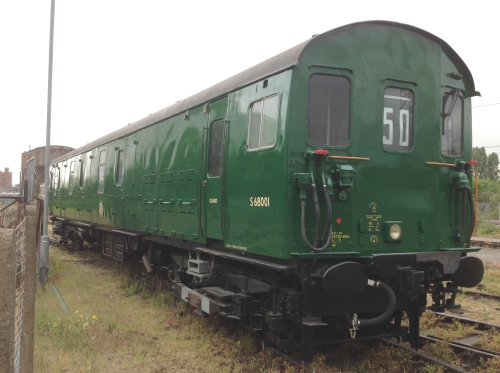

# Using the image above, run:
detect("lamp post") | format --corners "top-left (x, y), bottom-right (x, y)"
top-left (40, 0), bottom-right (55, 286)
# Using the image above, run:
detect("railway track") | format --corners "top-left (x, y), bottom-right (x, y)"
top-left (382, 311), bottom-right (500, 373)
top-left (459, 289), bottom-right (500, 302)
top-left (51, 237), bottom-right (500, 371)
top-left (471, 237), bottom-right (500, 249)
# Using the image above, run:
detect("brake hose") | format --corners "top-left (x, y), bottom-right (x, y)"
top-left (310, 182), bottom-right (322, 247)
top-left (458, 190), bottom-right (467, 238)
top-left (300, 182), bottom-right (333, 252)
top-left (320, 162), bottom-right (333, 241)
top-left (466, 188), bottom-right (475, 245)
top-left (458, 188), bottom-right (475, 246)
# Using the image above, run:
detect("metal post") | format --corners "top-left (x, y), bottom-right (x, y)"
top-left (40, 0), bottom-right (56, 286)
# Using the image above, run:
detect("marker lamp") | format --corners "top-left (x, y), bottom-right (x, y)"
top-left (384, 221), bottom-right (403, 242)
top-left (389, 224), bottom-right (402, 240)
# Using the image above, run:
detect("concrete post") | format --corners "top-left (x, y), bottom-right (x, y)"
top-left (20, 204), bottom-right (38, 373)
top-left (0, 227), bottom-right (15, 373)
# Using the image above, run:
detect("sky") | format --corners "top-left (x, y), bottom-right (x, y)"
top-left (1, 1), bottom-right (499, 185)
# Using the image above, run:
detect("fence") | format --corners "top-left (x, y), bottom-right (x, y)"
top-left (0, 200), bottom-right (38, 373)
top-left (0, 199), bottom-right (20, 228)
top-left (14, 216), bottom-right (26, 373)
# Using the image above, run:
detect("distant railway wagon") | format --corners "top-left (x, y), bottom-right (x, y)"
top-left (49, 21), bottom-right (483, 360)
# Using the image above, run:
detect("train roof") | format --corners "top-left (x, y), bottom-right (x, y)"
top-left (54, 20), bottom-right (476, 164)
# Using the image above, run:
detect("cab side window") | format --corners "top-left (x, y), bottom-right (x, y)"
top-left (441, 90), bottom-right (463, 156)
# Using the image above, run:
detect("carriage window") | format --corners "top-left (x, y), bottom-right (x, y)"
top-left (55, 168), bottom-right (60, 190)
top-left (68, 161), bottom-right (75, 195)
top-left (441, 90), bottom-right (463, 156)
top-left (309, 74), bottom-right (350, 146)
top-left (79, 162), bottom-right (85, 188)
top-left (116, 150), bottom-right (125, 186)
top-left (51, 168), bottom-right (60, 191)
top-left (247, 95), bottom-right (278, 151)
top-left (208, 120), bottom-right (226, 177)
top-left (98, 149), bottom-right (106, 194)
top-left (383, 87), bottom-right (414, 152)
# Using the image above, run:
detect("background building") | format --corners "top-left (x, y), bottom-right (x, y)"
top-left (0, 168), bottom-right (13, 191)
top-left (21, 146), bottom-right (73, 202)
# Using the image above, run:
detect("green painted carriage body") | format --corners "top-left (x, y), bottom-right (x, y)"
top-left (49, 22), bottom-right (476, 260)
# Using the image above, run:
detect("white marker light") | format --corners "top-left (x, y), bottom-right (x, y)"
top-left (390, 224), bottom-right (402, 240)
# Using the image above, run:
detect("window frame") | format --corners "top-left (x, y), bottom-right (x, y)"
top-left (246, 94), bottom-right (279, 152)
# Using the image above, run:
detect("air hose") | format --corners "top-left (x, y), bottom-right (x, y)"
top-left (457, 188), bottom-right (475, 246)
top-left (310, 182), bottom-right (322, 247)
top-left (297, 149), bottom-right (333, 252)
top-left (300, 182), bottom-right (332, 252)
top-left (466, 188), bottom-right (475, 245)
top-left (349, 280), bottom-right (397, 332)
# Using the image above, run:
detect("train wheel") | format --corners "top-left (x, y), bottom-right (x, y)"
top-left (70, 235), bottom-right (83, 251)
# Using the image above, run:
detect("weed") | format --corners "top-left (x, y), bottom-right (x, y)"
top-left (477, 222), bottom-right (500, 237)
top-left (472, 357), bottom-right (500, 373)
top-left (421, 363), bottom-right (445, 373)
top-left (36, 245), bottom-right (500, 373)
top-left (123, 280), bottom-right (141, 297)
top-left (477, 264), bottom-right (500, 295)
top-left (422, 341), bottom-right (455, 364)
top-left (475, 329), bottom-right (500, 352)
top-left (50, 259), bottom-right (63, 281)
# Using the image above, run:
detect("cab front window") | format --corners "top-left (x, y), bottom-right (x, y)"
top-left (382, 87), bottom-right (414, 152)
top-left (309, 74), bottom-right (350, 147)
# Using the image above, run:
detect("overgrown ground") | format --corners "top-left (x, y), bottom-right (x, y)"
top-left (476, 222), bottom-right (500, 238)
top-left (35, 246), bottom-right (500, 372)
top-left (35, 247), bottom-right (291, 373)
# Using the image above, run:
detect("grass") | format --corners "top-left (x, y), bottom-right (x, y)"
top-left (35, 246), bottom-right (298, 373)
top-left (36, 245), bottom-right (500, 372)
top-left (476, 222), bottom-right (500, 238)
top-left (475, 263), bottom-right (500, 295)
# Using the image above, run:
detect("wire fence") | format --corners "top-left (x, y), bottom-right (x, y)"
top-left (0, 199), bottom-right (37, 373)
top-left (14, 215), bottom-right (26, 373)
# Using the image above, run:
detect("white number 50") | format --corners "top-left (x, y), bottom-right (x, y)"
top-left (383, 107), bottom-right (409, 147)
